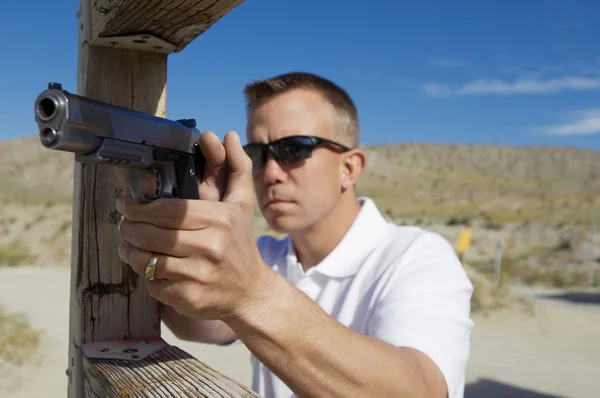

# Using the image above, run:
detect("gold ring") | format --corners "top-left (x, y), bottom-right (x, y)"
top-left (145, 252), bottom-right (160, 281)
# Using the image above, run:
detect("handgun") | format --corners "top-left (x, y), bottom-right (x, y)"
top-left (34, 82), bottom-right (205, 203)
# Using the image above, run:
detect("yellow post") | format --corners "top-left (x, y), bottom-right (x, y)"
top-left (456, 227), bottom-right (472, 262)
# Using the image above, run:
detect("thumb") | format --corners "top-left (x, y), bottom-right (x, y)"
top-left (222, 131), bottom-right (254, 211)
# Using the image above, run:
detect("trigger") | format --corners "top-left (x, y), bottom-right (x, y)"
top-left (128, 169), bottom-right (153, 203)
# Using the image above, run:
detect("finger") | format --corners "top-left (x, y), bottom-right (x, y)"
top-left (222, 131), bottom-right (254, 211)
top-left (146, 280), bottom-right (205, 319)
top-left (146, 279), bottom-right (187, 309)
top-left (199, 131), bottom-right (227, 169)
top-left (116, 194), bottom-right (221, 230)
top-left (197, 131), bottom-right (227, 201)
top-left (114, 167), bottom-right (157, 196)
top-left (118, 241), bottom-right (188, 280)
top-left (118, 218), bottom-right (191, 257)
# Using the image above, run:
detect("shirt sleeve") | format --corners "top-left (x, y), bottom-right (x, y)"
top-left (367, 231), bottom-right (474, 398)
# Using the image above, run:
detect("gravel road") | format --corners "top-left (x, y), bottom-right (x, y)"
top-left (0, 266), bottom-right (598, 398)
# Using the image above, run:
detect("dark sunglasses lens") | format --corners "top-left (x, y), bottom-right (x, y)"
top-left (277, 137), bottom-right (314, 164)
top-left (243, 145), bottom-right (265, 167)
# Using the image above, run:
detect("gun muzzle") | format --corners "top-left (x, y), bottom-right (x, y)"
top-left (35, 87), bottom-right (103, 155)
top-left (36, 96), bottom-right (60, 122)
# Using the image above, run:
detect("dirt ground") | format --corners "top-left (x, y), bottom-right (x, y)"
top-left (0, 266), bottom-right (598, 398)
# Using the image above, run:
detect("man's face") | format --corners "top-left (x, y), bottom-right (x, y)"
top-left (245, 88), bottom-right (347, 233)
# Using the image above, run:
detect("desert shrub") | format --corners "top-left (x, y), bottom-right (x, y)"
top-left (464, 262), bottom-right (532, 315)
top-left (508, 265), bottom-right (591, 288)
top-left (0, 238), bottom-right (34, 266)
top-left (0, 305), bottom-right (40, 365)
top-left (484, 218), bottom-right (504, 230)
top-left (446, 214), bottom-right (472, 226)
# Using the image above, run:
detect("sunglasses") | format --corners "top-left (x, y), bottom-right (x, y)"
top-left (243, 135), bottom-right (351, 169)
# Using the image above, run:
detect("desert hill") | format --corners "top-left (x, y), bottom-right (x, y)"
top-left (2, 135), bottom-right (599, 218)
top-left (1, 134), bottom-right (599, 287)
top-left (359, 143), bottom-right (600, 224)
top-left (0, 135), bottom-right (75, 205)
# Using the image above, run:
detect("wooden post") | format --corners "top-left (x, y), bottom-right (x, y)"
top-left (68, 1), bottom-right (260, 396)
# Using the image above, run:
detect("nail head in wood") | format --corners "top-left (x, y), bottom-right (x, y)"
top-left (83, 337), bottom-right (168, 361)
top-left (92, 34), bottom-right (177, 54)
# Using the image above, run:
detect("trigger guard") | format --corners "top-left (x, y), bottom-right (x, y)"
top-left (128, 169), bottom-right (161, 203)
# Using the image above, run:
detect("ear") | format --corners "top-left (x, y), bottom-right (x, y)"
top-left (340, 149), bottom-right (367, 191)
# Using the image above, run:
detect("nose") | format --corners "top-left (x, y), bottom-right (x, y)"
top-left (262, 151), bottom-right (284, 185)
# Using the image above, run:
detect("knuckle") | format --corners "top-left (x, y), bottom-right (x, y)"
top-left (214, 234), bottom-right (227, 259)
top-left (202, 234), bottom-right (224, 263)
top-left (122, 221), bottom-right (152, 252)
top-left (220, 211), bottom-right (235, 231)
top-left (126, 245), bottom-right (146, 276)
top-left (118, 218), bottom-right (130, 236)
top-left (118, 241), bottom-right (129, 263)
top-left (121, 206), bottom-right (134, 222)
top-left (119, 198), bottom-right (137, 221)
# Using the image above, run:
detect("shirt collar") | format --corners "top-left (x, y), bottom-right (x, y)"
top-left (285, 197), bottom-right (389, 278)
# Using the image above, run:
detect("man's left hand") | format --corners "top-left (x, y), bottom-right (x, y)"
top-left (116, 131), bottom-right (268, 321)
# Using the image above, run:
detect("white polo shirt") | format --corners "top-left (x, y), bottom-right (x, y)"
top-left (251, 197), bottom-right (474, 398)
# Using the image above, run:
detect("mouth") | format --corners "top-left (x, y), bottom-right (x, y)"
top-left (266, 199), bottom-right (286, 205)
top-left (264, 198), bottom-right (292, 209)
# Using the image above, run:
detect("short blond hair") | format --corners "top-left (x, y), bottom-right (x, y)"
top-left (243, 72), bottom-right (360, 148)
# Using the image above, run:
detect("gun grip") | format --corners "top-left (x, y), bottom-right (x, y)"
top-left (174, 154), bottom-right (201, 200)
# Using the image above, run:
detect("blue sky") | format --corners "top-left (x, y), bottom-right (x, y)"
top-left (2, 0), bottom-right (600, 150)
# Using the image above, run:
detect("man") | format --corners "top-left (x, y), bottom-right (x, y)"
top-left (115, 72), bottom-right (474, 398)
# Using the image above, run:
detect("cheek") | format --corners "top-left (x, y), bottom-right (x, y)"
top-left (297, 161), bottom-right (341, 197)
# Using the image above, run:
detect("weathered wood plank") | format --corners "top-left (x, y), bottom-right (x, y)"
top-left (69, 0), bottom-right (256, 397)
top-left (76, 46), bottom-right (167, 344)
top-left (70, 13), bottom-right (168, 397)
top-left (90, 0), bottom-right (245, 52)
top-left (84, 346), bottom-right (261, 398)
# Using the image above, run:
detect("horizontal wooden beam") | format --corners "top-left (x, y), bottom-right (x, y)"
top-left (88, 0), bottom-right (245, 53)
top-left (83, 338), bottom-right (260, 397)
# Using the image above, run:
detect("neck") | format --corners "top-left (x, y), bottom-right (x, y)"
top-left (290, 194), bottom-right (362, 272)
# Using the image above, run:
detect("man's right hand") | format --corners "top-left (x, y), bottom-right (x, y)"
top-left (113, 130), bottom-right (239, 345)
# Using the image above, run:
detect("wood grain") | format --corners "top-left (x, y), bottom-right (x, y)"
top-left (84, 346), bottom-right (261, 398)
top-left (90, 0), bottom-right (246, 52)
top-left (76, 46), bottom-right (166, 345)
top-left (70, 20), bottom-right (167, 397)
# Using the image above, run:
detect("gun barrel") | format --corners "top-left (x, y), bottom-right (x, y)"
top-left (34, 83), bottom-right (206, 201)
top-left (34, 84), bottom-right (201, 157)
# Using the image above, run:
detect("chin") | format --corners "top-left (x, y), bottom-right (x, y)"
top-left (264, 214), bottom-right (307, 234)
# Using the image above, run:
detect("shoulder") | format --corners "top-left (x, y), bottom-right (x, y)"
top-left (256, 234), bottom-right (289, 267)
top-left (366, 225), bottom-right (474, 398)
top-left (398, 226), bottom-right (459, 259)
top-left (370, 224), bottom-right (471, 287)
top-left (374, 224), bottom-right (457, 265)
